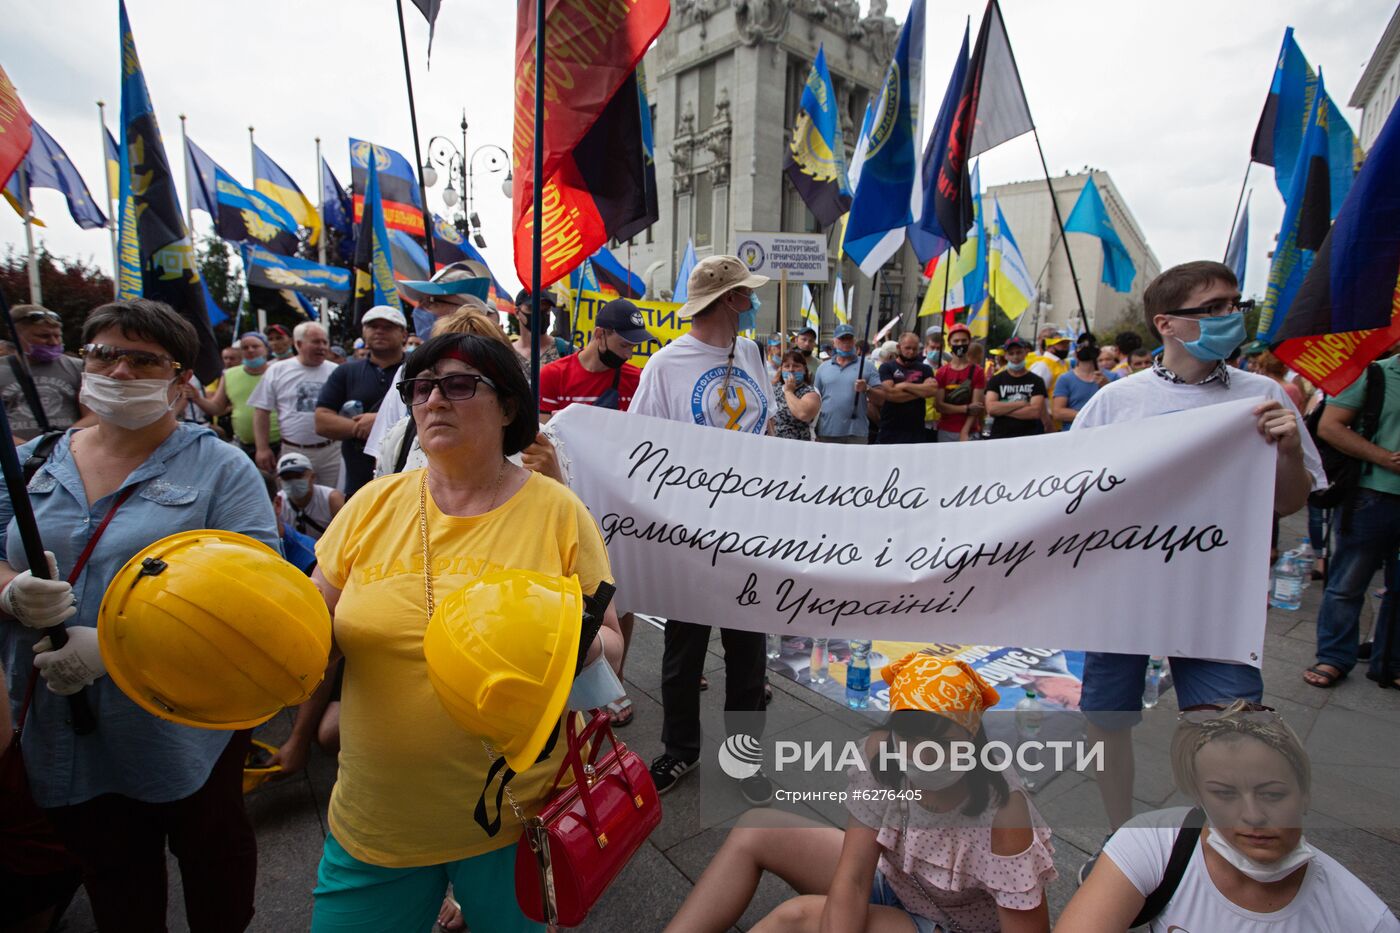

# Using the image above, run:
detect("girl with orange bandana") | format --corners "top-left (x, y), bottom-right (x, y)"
top-left (665, 653), bottom-right (1056, 933)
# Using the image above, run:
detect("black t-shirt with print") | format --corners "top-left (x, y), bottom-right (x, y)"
top-left (877, 359), bottom-right (935, 434)
top-left (986, 369), bottom-right (1047, 439)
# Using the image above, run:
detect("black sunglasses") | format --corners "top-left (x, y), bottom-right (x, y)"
top-left (1179, 702), bottom-right (1276, 723)
top-left (397, 372), bottom-right (498, 406)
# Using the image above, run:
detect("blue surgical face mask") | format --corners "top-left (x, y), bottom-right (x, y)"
top-left (736, 293), bottom-right (761, 334)
top-left (781, 370), bottom-right (799, 382)
top-left (244, 355), bottom-right (267, 370)
top-left (1171, 312), bottom-right (1246, 362)
top-left (835, 347), bottom-right (856, 359)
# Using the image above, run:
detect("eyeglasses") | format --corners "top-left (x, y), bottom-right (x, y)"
top-left (80, 343), bottom-right (181, 376)
top-left (397, 372), bottom-right (497, 406)
top-left (1178, 702), bottom-right (1276, 723)
top-left (16, 309), bottom-right (61, 325)
top-left (1170, 298), bottom-right (1256, 318)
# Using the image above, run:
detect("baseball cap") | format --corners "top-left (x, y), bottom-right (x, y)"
top-left (797, 324), bottom-right (817, 337)
top-left (834, 324), bottom-right (855, 338)
top-left (515, 288), bottom-right (559, 309)
top-left (596, 299), bottom-right (656, 344)
top-left (924, 325), bottom-right (943, 337)
top-left (275, 452), bottom-right (313, 476)
top-left (266, 324), bottom-right (291, 339)
top-left (677, 255), bottom-right (769, 321)
top-left (329, 345), bottom-right (347, 358)
top-left (361, 305), bottom-right (408, 329)
top-left (1003, 336), bottom-right (1032, 351)
top-left (1046, 329), bottom-right (1072, 345)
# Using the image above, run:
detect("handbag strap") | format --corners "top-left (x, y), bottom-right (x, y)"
top-left (14, 483), bottom-right (137, 735)
top-left (1131, 806), bottom-right (1205, 928)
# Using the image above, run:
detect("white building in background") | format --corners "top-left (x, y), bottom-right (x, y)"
top-left (987, 170), bottom-right (1161, 338)
top-left (1351, 3), bottom-right (1400, 153)
top-left (624, 0), bottom-right (925, 335)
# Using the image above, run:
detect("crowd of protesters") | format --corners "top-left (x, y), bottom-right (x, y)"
top-left (1, 255), bottom-right (1397, 932)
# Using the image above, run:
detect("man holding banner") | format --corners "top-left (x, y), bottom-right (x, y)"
top-left (630, 255), bottom-right (775, 802)
top-left (1070, 261), bottom-right (1324, 843)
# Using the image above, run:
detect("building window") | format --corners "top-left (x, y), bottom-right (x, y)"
top-left (697, 62), bottom-right (716, 132)
top-left (694, 172), bottom-right (713, 248)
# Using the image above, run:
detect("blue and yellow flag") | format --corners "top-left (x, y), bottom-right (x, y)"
top-left (186, 137), bottom-right (299, 255)
top-left (2, 119), bottom-right (106, 229)
top-left (253, 144), bottom-right (320, 246)
top-left (103, 127), bottom-right (119, 196)
top-left (116, 0), bottom-right (221, 381)
top-left (350, 156), bottom-right (399, 327)
top-left (242, 243), bottom-right (350, 304)
top-left (784, 45), bottom-right (851, 228)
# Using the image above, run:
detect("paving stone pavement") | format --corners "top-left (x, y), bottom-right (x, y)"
top-left (54, 515), bottom-right (1400, 931)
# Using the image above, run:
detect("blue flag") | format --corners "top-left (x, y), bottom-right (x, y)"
top-left (1257, 78), bottom-right (1331, 342)
top-left (1272, 77), bottom-right (1399, 342)
top-left (1064, 176), bottom-right (1135, 293)
top-left (185, 136), bottom-right (299, 255)
top-left (117, 0), bottom-right (221, 383)
top-left (320, 157), bottom-right (354, 261)
top-left (350, 156), bottom-right (400, 327)
top-left (242, 243), bottom-right (351, 304)
top-left (1224, 191), bottom-right (1250, 289)
top-left (673, 237), bottom-right (697, 301)
top-left (4, 120), bottom-right (107, 229)
top-left (844, 0), bottom-right (925, 276)
top-left (910, 23), bottom-right (969, 265)
top-left (1251, 28), bottom-right (1356, 218)
top-left (783, 45), bottom-right (852, 227)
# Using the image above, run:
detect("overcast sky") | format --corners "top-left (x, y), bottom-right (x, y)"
top-left (2, 0), bottom-right (1394, 300)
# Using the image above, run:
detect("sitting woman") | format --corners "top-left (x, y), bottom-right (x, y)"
top-left (666, 654), bottom-right (1055, 933)
top-left (271, 332), bottom-right (623, 932)
top-left (1058, 701), bottom-right (1399, 932)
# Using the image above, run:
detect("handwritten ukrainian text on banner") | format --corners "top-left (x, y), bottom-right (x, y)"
top-left (570, 289), bottom-right (687, 367)
top-left (550, 400), bottom-right (1275, 664)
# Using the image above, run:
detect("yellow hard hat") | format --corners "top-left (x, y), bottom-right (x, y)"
top-left (243, 739), bottom-right (282, 793)
top-left (424, 570), bottom-right (582, 771)
top-left (99, 530), bottom-right (332, 730)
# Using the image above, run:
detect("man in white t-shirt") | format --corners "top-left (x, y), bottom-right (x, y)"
top-left (249, 321), bottom-right (342, 488)
top-left (630, 255), bottom-right (775, 803)
top-left (1071, 261), bottom-right (1325, 841)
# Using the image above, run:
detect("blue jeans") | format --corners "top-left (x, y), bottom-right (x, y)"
top-left (1315, 489), bottom-right (1400, 678)
top-left (1080, 652), bottom-right (1263, 729)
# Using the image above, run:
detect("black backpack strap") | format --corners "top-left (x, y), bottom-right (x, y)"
top-left (22, 430), bottom-right (64, 484)
top-left (1130, 806), bottom-right (1205, 928)
top-left (392, 417), bottom-right (418, 474)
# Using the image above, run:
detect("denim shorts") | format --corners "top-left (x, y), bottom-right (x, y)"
top-left (1080, 652), bottom-right (1264, 729)
top-left (870, 870), bottom-right (940, 933)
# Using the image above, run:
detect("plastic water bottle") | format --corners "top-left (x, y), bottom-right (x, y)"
top-left (1293, 539), bottom-right (1315, 590)
top-left (845, 640), bottom-right (872, 709)
top-left (766, 634), bottom-right (782, 660)
top-left (339, 399), bottom-right (365, 418)
top-left (1014, 690), bottom-right (1045, 789)
top-left (1269, 552), bottom-right (1305, 611)
top-left (1143, 658), bottom-right (1164, 709)
top-left (809, 638), bottom-right (829, 685)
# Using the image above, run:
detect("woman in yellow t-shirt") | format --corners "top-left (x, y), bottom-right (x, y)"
top-left (273, 332), bottom-right (622, 933)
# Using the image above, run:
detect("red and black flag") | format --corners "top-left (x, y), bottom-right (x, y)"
top-left (511, 0), bottom-right (670, 289)
top-left (929, 0), bottom-right (1033, 250)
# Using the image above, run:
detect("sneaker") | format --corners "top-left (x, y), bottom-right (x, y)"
top-left (739, 772), bottom-right (774, 807)
top-left (649, 753), bottom-right (697, 794)
top-left (1077, 833), bottom-right (1114, 886)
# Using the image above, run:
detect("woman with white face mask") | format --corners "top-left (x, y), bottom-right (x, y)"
top-left (666, 655), bottom-right (1056, 933)
top-left (0, 299), bottom-right (279, 929)
top-left (1059, 701), bottom-right (1399, 932)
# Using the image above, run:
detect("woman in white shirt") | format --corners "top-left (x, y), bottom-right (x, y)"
top-left (1058, 701), bottom-right (1398, 932)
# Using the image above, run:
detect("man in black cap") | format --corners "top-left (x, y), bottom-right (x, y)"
top-left (984, 336), bottom-right (1051, 439)
top-left (513, 288), bottom-right (574, 366)
top-left (539, 299), bottom-right (656, 418)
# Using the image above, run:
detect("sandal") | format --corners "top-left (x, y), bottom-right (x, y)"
top-left (606, 696), bottom-right (635, 727)
top-left (763, 680), bottom-right (773, 708)
top-left (1302, 664), bottom-right (1347, 688)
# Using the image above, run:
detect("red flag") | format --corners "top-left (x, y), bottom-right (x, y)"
top-left (1274, 261), bottom-right (1400, 396)
top-left (511, 0), bottom-right (669, 289)
top-left (0, 64), bottom-right (33, 190)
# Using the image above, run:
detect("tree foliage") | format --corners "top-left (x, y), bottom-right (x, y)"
top-left (0, 246), bottom-right (115, 349)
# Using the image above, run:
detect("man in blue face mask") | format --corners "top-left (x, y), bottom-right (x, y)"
top-left (1065, 260), bottom-right (1327, 855)
top-left (812, 324), bottom-right (881, 443)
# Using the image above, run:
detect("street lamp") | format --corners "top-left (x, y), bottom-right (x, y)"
top-left (423, 111), bottom-right (513, 249)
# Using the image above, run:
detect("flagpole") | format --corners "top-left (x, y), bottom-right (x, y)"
top-left (779, 269), bottom-right (788, 351)
top-left (247, 125), bottom-right (256, 184)
top-left (18, 166), bottom-right (40, 304)
top-left (98, 100), bottom-right (119, 297)
top-left (395, 0), bottom-right (437, 265)
top-left (852, 269), bottom-right (878, 418)
top-left (1223, 160), bottom-right (1252, 261)
top-left (1031, 128), bottom-right (1088, 335)
top-left (528, 0), bottom-right (546, 401)
top-left (180, 114), bottom-right (195, 244)
top-left (315, 136), bottom-right (329, 323)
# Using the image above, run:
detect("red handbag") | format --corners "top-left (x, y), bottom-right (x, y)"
top-left (513, 709), bottom-right (661, 928)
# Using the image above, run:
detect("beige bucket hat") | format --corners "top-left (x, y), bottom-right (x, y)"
top-left (677, 255), bottom-right (770, 320)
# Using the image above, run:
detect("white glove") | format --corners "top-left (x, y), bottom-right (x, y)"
top-left (33, 626), bottom-right (106, 696)
top-left (1, 551), bottom-right (75, 629)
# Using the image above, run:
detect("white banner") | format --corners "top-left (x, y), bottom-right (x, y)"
top-left (733, 231), bottom-right (829, 282)
top-left (550, 400), bottom-right (1275, 664)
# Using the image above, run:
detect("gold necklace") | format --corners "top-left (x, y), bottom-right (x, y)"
top-left (419, 459), bottom-right (508, 615)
